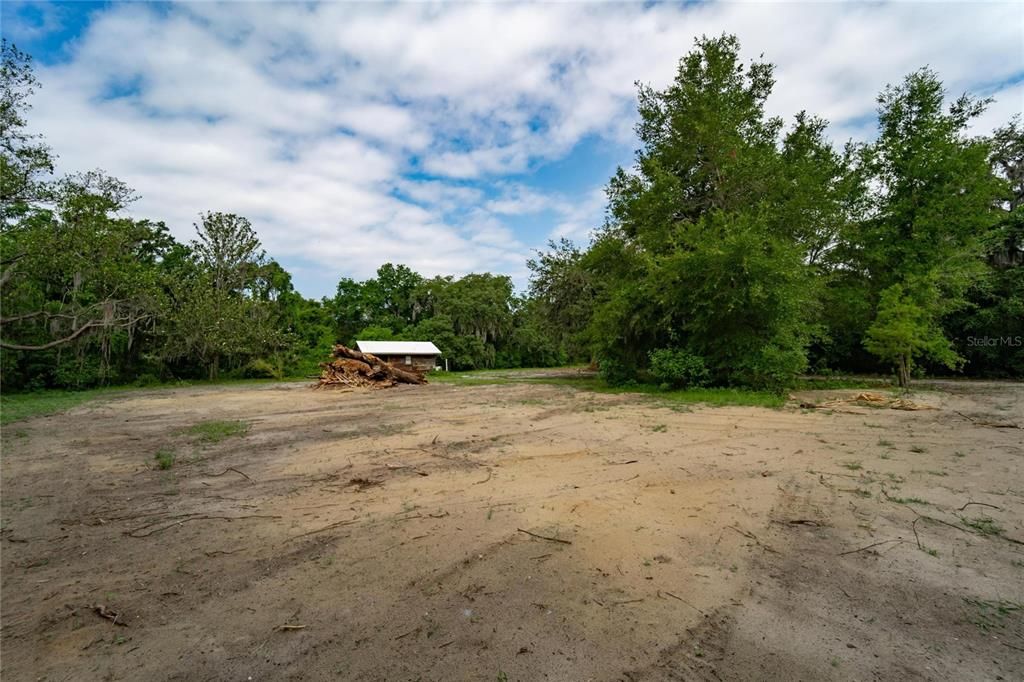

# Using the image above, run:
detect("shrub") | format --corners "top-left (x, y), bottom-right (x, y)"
top-left (241, 358), bottom-right (282, 379)
top-left (648, 348), bottom-right (709, 389)
top-left (134, 373), bottom-right (161, 387)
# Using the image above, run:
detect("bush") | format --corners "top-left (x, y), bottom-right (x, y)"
top-left (648, 348), bottom-right (709, 389)
top-left (240, 358), bottom-right (282, 379)
top-left (133, 373), bottom-right (161, 387)
top-left (597, 355), bottom-right (635, 386)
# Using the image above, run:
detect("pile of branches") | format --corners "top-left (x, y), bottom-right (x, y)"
top-left (314, 344), bottom-right (427, 389)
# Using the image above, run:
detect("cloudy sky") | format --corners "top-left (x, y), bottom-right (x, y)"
top-left (3, 1), bottom-right (1022, 297)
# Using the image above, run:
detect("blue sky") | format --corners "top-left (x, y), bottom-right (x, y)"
top-left (3, 1), bottom-right (1022, 298)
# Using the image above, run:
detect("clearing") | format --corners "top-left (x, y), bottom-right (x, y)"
top-left (1, 373), bottom-right (1022, 680)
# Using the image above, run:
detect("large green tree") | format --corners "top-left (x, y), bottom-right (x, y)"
top-left (586, 34), bottom-right (830, 389)
top-left (853, 69), bottom-right (1002, 385)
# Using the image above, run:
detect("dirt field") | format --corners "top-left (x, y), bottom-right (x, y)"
top-left (2, 375), bottom-right (1022, 681)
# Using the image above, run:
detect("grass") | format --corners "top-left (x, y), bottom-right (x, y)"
top-left (962, 598), bottom-right (1022, 632)
top-left (960, 515), bottom-right (1004, 537)
top-left (1, 387), bottom-right (131, 426)
top-left (1, 375), bottom-right (305, 426)
top-left (186, 419), bottom-right (249, 443)
top-left (888, 496), bottom-right (930, 505)
top-left (154, 449), bottom-right (175, 470)
top-left (438, 370), bottom-right (787, 408)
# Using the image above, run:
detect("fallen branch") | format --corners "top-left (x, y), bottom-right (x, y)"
top-left (838, 538), bottom-right (904, 556)
top-left (517, 528), bottom-right (572, 545)
top-left (284, 517), bottom-right (359, 542)
top-left (126, 514), bottom-right (281, 538)
top-left (276, 624), bottom-right (306, 631)
top-left (207, 467), bottom-right (255, 484)
top-left (958, 501), bottom-right (1002, 512)
top-left (659, 590), bottom-right (704, 615)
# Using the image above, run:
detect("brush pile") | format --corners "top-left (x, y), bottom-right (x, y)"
top-left (314, 344), bottom-right (427, 389)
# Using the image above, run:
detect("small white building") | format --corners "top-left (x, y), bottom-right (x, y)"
top-left (355, 340), bottom-right (441, 371)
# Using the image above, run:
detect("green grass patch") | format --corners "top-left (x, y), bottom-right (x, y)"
top-left (431, 370), bottom-right (786, 407)
top-left (186, 420), bottom-right (249, 443)
top-left (0, 387), bottom-right (130, 426)
top-left (888, 496), bottom-right (930, 505)
top-left (960, 515), bottom-right (1004, 537)
top-left (793, 376), bottom-right (891, 391)
top-left (962, 598), bottom-right (1021, 631)
top-left (1, 376), bottom-right (307, 427)
top-left (154, 449), bottom-right (176, 470)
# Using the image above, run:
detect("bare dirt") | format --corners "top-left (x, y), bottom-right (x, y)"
top-left (2, 375), bottom-right (1022, 681)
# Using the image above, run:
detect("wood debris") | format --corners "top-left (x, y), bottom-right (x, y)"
top-left (314, 344), bottom-right (427, 389)
top-left (798, 392), bottom-right (933, 411)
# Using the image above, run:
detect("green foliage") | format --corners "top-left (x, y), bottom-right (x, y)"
top-left (240, 358), bottom-right (282, 379)
top-left (648, 348), bottom-right (708, 389)
top-left (1, 37), bottom-right (1020, 394)
top-left (864, 283), bottom-right (961, 387)
top-left (186, 419), bottom-right (249, 443)
top-left (582, 35), bottom-right (825, 390)
top-left (154, 449), bottom-right (175, 470)
top-left (0, 387), bottom-right (125, 424)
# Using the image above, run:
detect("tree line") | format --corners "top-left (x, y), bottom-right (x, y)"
top-left (529, 35), bottom-right (1022, 389)
top-left (2, 36), bottom-right (1021, 392)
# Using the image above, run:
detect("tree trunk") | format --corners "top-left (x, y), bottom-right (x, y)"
top-left (897, 354), bottom-right (910, 390)
top-left (329, 344), bottom-right (426, 385)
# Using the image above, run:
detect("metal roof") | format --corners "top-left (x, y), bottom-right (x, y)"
top-left (356, 341), bottom-right (441, 355)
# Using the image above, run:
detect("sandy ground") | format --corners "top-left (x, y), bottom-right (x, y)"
top-left (1, 376), bottom-right (1022, 681)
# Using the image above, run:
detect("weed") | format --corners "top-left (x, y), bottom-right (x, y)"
top-left (926, 470), bottom-right (948, 477)
top-left (186, 420), bottom-right (248, 443)
top-left (909, 445), bottom-right (927, 454)
top-left (888, 496), bottom-right (930, 505)
top-left (651, 424), bottom-right (667, 432)
top-left (877, 439), bottom-right (894, 447)
top-left (879, 452), bottom-right (892, 460)
top-left (851, 488), bottom-right (872, 498)
top-left (154, 449), bottom-right (175, 470)
top-left (954, 451), bottom-right (967, 458)
top-left (962, 598), bottom-right (1022, 631)
top-left (921, 546), bottom-right (939, 557)
top-left (961, 515), bottom-right (1004, 537)
top-left (841, 461), bottom-right (863, 471)
top-left (831, 658), bottom-right (840, 668)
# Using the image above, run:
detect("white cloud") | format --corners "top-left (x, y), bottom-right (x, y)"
top-left (15, 1), bottom-right (1021, 295)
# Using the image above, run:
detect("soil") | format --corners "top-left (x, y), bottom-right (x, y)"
top-left (2, 375), bottom-right (1022, 680)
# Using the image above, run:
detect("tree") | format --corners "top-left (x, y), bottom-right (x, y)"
top-left (856, 69), bottom-right (1002, 380)
top-left (864, 283), bottom-right (960, 387)
top-left (192, 212), bottom-right (264, 293)
top-left (1, 39), bottom-right (54, 225)
top-left (587, 34), bottom-right (823, 389)
top-left (527, 238), bottom-right (595, 362)
top-left (168, 212), bottom-right (281, 379)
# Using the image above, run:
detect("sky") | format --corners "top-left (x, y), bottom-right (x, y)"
top-left (3, 1), bottom-right (1022, 298)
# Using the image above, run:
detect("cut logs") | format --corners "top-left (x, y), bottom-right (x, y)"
top-left (314, 344), bottom-right (427, 389)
